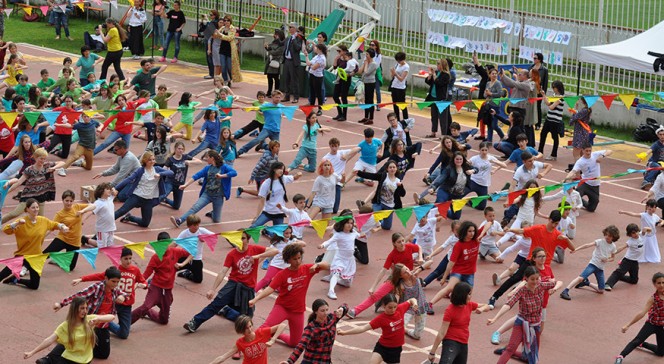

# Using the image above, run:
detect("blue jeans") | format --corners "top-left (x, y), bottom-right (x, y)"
top-left (503, 204), bottom-right (519, 224)
top-left (450, 273), bottom-right (475, 286)
top-left (117, 183), bottom-right (133, 203)
top-left (179, 191), bottom-right (224, 223)
top-left (375, 79), bottom-right (382, 104)
top-left (373, 202), bottom-right (394, 230)
top-left (161, 181), bottom-right (184, 209)
top-left (580, 263), bottom-right (606, 290)
top-left (645, 161), bottom-right (662, 183)
top-left (53, 11), bottom-right (70, 37)
top-left (220, 54), bottom-right (232, 82)
top-left (162, 31), bottom-right (182, 58)
top-left (114, 194), bottom-right (155, 227)
top-left (288, 146), bottom-right (316, 172)
top-left (109, 304), bottom-right (131, 339)
top-left (238, 128), bottom-right (280, 155)
top-left (192, 280), bottom-right (253, 328)
top-left (153, 17), bottom-right (165, 47)
top-left (333, 184), bottom-right (342, 214)
top-left (436, 188), bottom-right (471, 220)
top-left (424, 255), bottom-right (449, 286)
top-left (187, 141), bottom-right (216, 158)
top-left (94, 131), bottom-right (131, 155)
top-left (493, 141), bottom-right (516, 158)
top-left (487, 115), bottom-right (505, 143)
top-left (469, 180), bottom-right (488, 210)
top-left (249, 211), bottom-right (285, 229)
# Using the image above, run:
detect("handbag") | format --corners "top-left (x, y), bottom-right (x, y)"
top-left (269, 59), bottom-right (280, 68)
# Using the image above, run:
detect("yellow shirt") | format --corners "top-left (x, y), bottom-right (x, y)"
top-left (6, 64), bottom-right (21, 86)
top-left (54, 204), bottom-right (89, 247)
top-left (55, 315), bottom-right (98, 364)
top-left (106, 27), bottom-right (122, 52)
top-left (3, 216), bottom-right (59, 256)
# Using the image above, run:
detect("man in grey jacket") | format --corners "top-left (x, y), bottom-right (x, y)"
top-left (92, 140), bottom-right (140, 202)
top-left (281, 22), bottom-right (303, 103)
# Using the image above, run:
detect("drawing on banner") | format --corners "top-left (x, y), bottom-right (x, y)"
top-left (543, 29), bottom-right (558, 43)
top-left (504, 21), bottom-right (513, 34)
top-left (514, 23), bottom-right (522, 36)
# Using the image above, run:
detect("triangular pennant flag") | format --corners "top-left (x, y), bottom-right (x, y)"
top-left (472, 100), bottom-right (485, 110)
top-left (435, 201), bottom-right (451, 217)
top-left (3, 8), bottom-right (12, 17)
top-left (416, 101), bottom-right (433, 110)
top-left (547, 97), bottom-right (561, 104)
top-left (244, 227), bottom-right (263, 243)
top-left (310, 219), bottom-right (330, 239)
top-left (394, 207), bottom-right (413, 228)
top-left (372, 210), bottom-right (393, 222)
top-left (175, 236), bottom-right (199, 257)
top-left (395, 102), bottom-right (409, 110)
top-left (508, 98), bottom-right (526, 104)
top-left (0, 180), bottom-right (9, 207)
top-left (41, 111), bottom-right (60, 126)
top-left (619, 94), bottom-right (636, 110)
top-left (78, 248), bottom-right (98, 269)
top-left (435, 101), bottom-right (451, 112)
top-left (600, 94), bottom-right (618, 109)
top-left (0, 256), bottom-right (24, 279)
top-left (562, 96), bottom-right (580, 107)
top-left (280, 106), bottom-right (297, 121)
top-left (413, 204), bottom-right (434, 221)
top-left (83, 110), bottom-right (98, 118)
top-left (627, 168), bottom-right (646, 174)
top-left (24, 254), bottom-right (48, 276)
top-left (527, 97), bottom-right (543, 104)
top-left (23, 112), bottom-right (41, 126)
top-left (150, 239), bottom-right (171, 260)
top-left (527, 187), bottom-right (541, 197)
top-left (199, 234), bottom-right (219, 252)
top-left (490, 191), bottom-right (508, 202)
top-left (136, 109), bottom-right (153, 116)
top-left (354, 212), bottom-right (373, 231)
top-left (610, 172), bottom-right (631, 178)
top-left (658, 92), bottom-right (664, 100)
top-left (584, 96), bottom-right (599, 108)
top-left (320, 104), bottom-right (337, 111)
top-left (470, 196), bottom-right (489, 208)
top-left (39, 5), bottom-right (48, 15)
top-left (299, 105), bottom-right (316, 116)
top-left (280, 6), bottom-right (289, 15)
top-left (100, 246), bottom-right (124, 266)
top-left (49, 251), bottom-right (76, 272)
top-left (265, 224), bottom-right (289, 237)
top-left (0, 112), bottom-right (18, 127)
top-left (62, 111), bottom-right (82, 123)
top-left (110, 0), bottom-right (118, 9)
top-left (562, 181), bottom-right (579, 192)
top-left (451, 199), bottom-right (468, 212)
top-left (125, 242), bottom-right (147, 259)
top-left (220, 231), bottom-right (243, 249)
top-left (358, 103), bottom-right (376, 110)
top-left (507, 190), bottom-right (527, 205)
top-left (56, 4), bottom-right (66, 12)
top-left (242, 107), bottom-right (259, 113)
top-left (23, 6), bottom-right (32, 15)
top-left (544, 183), bottom-right (562, 193)
top-left (157, 109), bottom-right (177, 118)
top-left (640, 92), bottom-right (655, 102)
top-left (453, 100), bottom-right (470, 111)
top-left (76, 2), bottom-right (84, 11)
top-left (290, 220), bottom-right (312, 227)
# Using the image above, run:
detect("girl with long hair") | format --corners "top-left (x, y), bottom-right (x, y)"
top-left (428, 152), bottom-right (478, 219)
top-left (355, 159), bottom-right (405, 230)
top-left (248, 161), bottom-right (302, 230)
top-left (288, 111), bottom-right (330, 173)
top-left (319, 216), bottom-right (360, 300)
top-left (217, 127), bottom-right (237, 167)
top-left (208, 316), bottom-right (286, 363)
top-left (307, 159), bottom-right (344, 220)
top-left (162, 141), bottom-right (199, 209)
top-left (172, 92), bottom-right (201, 140)
top-left (145, 125), bottom-right (170, 166)
top-left (390, 263), bottom-right (429, 340)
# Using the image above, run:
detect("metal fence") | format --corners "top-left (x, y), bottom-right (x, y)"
top-left (128, 0), bottom-right (663, 99)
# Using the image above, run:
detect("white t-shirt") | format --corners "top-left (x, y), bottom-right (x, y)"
top-left (259, 175), bottom-right (295, 214)
top-left (624, 236), bottom-right (645, 261)
top-left (133, 169), bottom-right (160, 199)
top-left (312, 174), bottom-right (341, 209)
top-left (280, 207), bottom-right (311, 239)
top-left (379, 177), bottom-right (400, 208)
top-left (480, 220), bottom-right (503, 247)
top-left (356, 219), bottom-right (378, 243)
top-left (589, 238), bottom-right (617, 269)
top-left (345, 58), bottom-right (359, 74)
top-left (556, 215), bottom-right (574, 237)
top-left (513, 161), bottom-right (545, 190)
top-left (516, 198), bottom-right (535, 223)
top-left (470, 155), bottom-right (498, 187)
top-left (270, 238), bottom-right (297, 269)
top-left (391, 62), bottom-right (409, 89)
top-left (382, 124), bottom-right (407, 145)
top-left (440, 234), bottom-right (459, 259)
top-left (641, 212), bottom-right (661, 235)
top-left (572, 151), bottom-right (606, 187)
top-left (323, 150), bottom-right (351, 184)
top-left (93, 197), bottom-right (116, 233)
top-left (177, 227), bottom-right (213, 260)
top-left (410, 219), bottom-right (437, 256)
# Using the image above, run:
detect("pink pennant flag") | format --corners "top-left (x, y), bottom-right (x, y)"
top-left (290, 220), bottom-right (311, 227)
top-left (92, 0), bottom-right (102, 5)
top-left (3, 8), bottom-right (12, 17)
top-left (0, 256), bottom-right (24, 279)
top-left (100, 246), bottom-right (124, 266)
top-left (354, 213), bottom-right (373, 231)
top-left (57, 4), bottom-right (67, 12)
top-left (39, 6), bottom-right (48, 15)
top-left (280, 7), bottom-right (289, 15)
top-left (199, 234), bottom-right (218, 253)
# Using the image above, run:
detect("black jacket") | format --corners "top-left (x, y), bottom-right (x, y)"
top-left (356, 170), bottom-right (406, 209)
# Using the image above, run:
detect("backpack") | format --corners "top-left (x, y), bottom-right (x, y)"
top-left (633, 118), bottom-right (661, 143)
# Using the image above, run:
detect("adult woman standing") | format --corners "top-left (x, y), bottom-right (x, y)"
top-left (368, 40), bottom-right (383, 111)
top-left (354, 160), bottom-right (405, 230)
top-left (1, 198), bottom-right (69, 289)
top-left (264, 29), bottom-right (285, 96)
top-left (389, 52), bottom-right (409, 120)
top-left (24, 296), bottom-right (115, 363)
top-left (482, 68), bottom-right (505, 142)
top-left (152, 0), bottom-right (167, 50)
top-left (42, 190), bottom-right (91, 272)
top-left (424, 58), bottom-right (451, 139)
top-left (429, 152), bottom-right (477, 219)
top-left (160, 0), bottom-right (186, 63)
top-left (570, 96), bottom-right (592, 160)
top-left (304, 43), bottom-right (327, 116)
top-left (113, 151), bottom-right (174, 227)
top-left (538, 80), bottom-right (565, 161)
top-left (99, 18), bottom-right (127, 82)
top-left (208, 18), bottom-right (223, 77)
top-left (127, 0), bottom-right (147, 60)
top-left (358, 48), bottom-right (378, 125)
top-left (49, 0), bottom-right (73, 40)
top-left (217, 16), bottom-right (242, 87)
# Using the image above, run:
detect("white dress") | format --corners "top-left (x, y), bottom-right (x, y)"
top-left (640, 212), bottom-right (661, 263)
top-left (322, 231), bottom-right (360, 282)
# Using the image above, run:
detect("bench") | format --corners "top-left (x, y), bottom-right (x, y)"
top-left (188, 34), bottom-right (202, 47)
top-left (84, 6), bottom-right (104, 21)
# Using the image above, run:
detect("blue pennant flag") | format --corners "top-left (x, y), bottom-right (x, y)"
top-left (78, 248), bottom-right (98, 270)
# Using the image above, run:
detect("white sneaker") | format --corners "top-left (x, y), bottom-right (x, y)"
top-left (20, 267), bottom-right (28, 277)
top-left (327, 290), bottom-right (337, 300)
top-left (72, 159), bottom-right (83, 167)
top-left (57, 168), bottom-right (67, 177)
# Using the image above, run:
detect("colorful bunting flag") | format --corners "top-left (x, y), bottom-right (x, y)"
top-left (354, 212), bottom-right (373, 230)
top-left (176, 237), bottom-right (200, 257)
top-left (49, 251), bottom-right (76, 272)
top-left (372, 210), bottom-right (393, 222)
top-left (100, 246), bottom-right (123, 266)
top-left (311, 219), bottom-right (330, 239)
top-left (220, 231), bottom-right (243, 249)
top-left (451, 198), bottom-right (468, 212)
top-left (150, 240), bottom-right (171, 260)
top-left (619, 94), bottom-right (636, 110)
top-left (24, 254), bottom-right (48, 276)
top-left (600, 94), bottom-right (617, 109)
top-left (394, 207), bottom-right (413, 228)
top-left (0, 256), bottom-right (24, 279)
top-left (244, 227), bottom-right (263, 244)
top-left (125, 242), bottom-right (147, 259)
top-left (199, 234), bottom-right (219, 252)
top-left (79, 249), bottom-right (98, 270)
top-left (413, 204), bottom-right (434, 221)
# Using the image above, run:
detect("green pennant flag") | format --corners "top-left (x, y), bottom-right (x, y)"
top-left (245, 227), bottom-right (263, 243)
top-left (49, 251), bottom-right (76, 272)
top-left (394, 207), bottom-right (413, 228)
top-left (640, 92), bottom-right (655, 102)
top-left (470, 196), bottom-right (489, 208)
top-left (23, 112), bottom-right (42, 126)
top-left (562, 96), bottom-right (580, 107)
top-left (416, 101), bottom-right (433, 110)
top-left (610, 172), bottom-right (631, 178)
top-left (544, 183), bottom-right (562, 193)
top-left (150, 239), bottom-right (171, 260)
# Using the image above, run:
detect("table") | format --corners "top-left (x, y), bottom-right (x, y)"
top-left (236, 35), bottom-right (266, 65)
top-left (409, 73), bottom-right (429, 103)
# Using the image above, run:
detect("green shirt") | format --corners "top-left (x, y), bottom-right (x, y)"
top-left (63, 88), bottom-right (84, 103)
top-left (253, 100), bottom-right (265, 124)
top-left (151, 92), bottom-right (172, 109)
top-left (14, 83), bottom-right (31, 98)
top-left (37, 78), bottom-right (56, 92)
top-left (177, 102), bottom-right (201, 125)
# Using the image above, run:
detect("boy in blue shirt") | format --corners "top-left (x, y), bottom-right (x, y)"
top-left (236, 90), bottom-right (284, 157)
top-left (351, 128), bottom-right (382, 187)
top-left (506, 133), bottom-right (541, 168)
top-left (640, 126), bottom-right (664, 190)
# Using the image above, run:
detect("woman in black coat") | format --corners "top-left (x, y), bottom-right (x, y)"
top-left (429, 151), bottom-right (477, 219)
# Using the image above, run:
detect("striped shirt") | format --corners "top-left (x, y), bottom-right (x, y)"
top-left (546, 99), bottom-right (564, 123)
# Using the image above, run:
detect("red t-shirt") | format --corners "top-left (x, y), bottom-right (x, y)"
top-left (450, 240), bottom-right (480, 275)
top-left (101, 99), bottom-right (146, 134)
top-left (53, 106), bottom-right (76, 135)
top-left (235, 327), bottom-right (272, 364)
top-left (81, 265), bottom-right (146, 306)
top-left (524, 225), bottom-right (566, 266)
top-left (225, 245), bottom-right (266, 288)
top-left (383, 243), bottom-right (419, 270)
top-left (0, 120), bottom-right (14, 153)
top-left (443, 301), bottom-right (479, 344)
top-left (143, 247), bottom-right (190, 289)
top-left (369, 301), bottom-right (410, 348)
top-left (269, 263), bottom-right (320, 313)
top-left (539, 265), bottom-right (554, 308)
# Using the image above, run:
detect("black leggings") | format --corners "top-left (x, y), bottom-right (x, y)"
top-left (47, 328), bottom-right (110, 360)
top-left (576, 183), bottom-right (600, 212)
top-left (364, 82), bottom-right (376, 119)
top-left (491, 261), bottom-right (532, 301)
top-left (439, 339), bottom-right (468, 364)
top-left (430, 104), bottom-right (450, 135)
top-left (309, 75), bottom-right (324, 107)
top-left (620, 321), bottom-right (664, 357)
top-left (538, 120), bottom-right (560, 157)
top-left (333, 79), bottom-right (350, 118)
top-left (266, 74), bottom-right (280, 96)
top-left (234, 120), bottom-right (264, 140)
top-left (178, 257), bottom-right (203, 283)
top-left (100, 50), bottom-right (125, 81)
top-left (0, 257), bottom-right (40, 289)
top-left (354, 239), bottom-right (369, 265)
top-left (606, 257), bottom-right (639, 287)
top-left (391, 88), bottom-right (408, 120)
top-left (47, 134), bottom-right (72, 159)
top-left (43, 237), bottom-right (79, 271)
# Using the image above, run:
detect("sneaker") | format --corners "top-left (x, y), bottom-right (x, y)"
top-left (555, 246), bottom-right (565, 264)
top-left (177, 270), bottom-right (192, 279)
top-left (72, 159), bottom-right (83, 167)
top-left (261, 258), bottom-right (270, 270)
top-left (544, 156), bottom-right (557, 161)
top-left (426, 302), bottom-right (434, 315)
top-left (575, 278), bottom-right (590, 289)
top-left (605, 285), bottom-right (612, 291)
top-left (249, 130), bottom-right (259, 137)
top-left (491, 331), bottom-right (501, 345)
top-left (473, 135), bottom-right (486, 140)
top-left (254, 143), bottom-right (264, 152)
top-left (327, 290), bottom-right (337, 300)
top-left (170, 57), bottom-right (178, 63)
top-left (183, 319), bottom-right (197, 333)
top-left (316, 109), bottom-right (323, 116)
top-left (493, 347), bottom-right (505, 355)
top-left (488, 296), bottom-right (497, 309)
top-left (560, 290), bottom-right (571, 300)
top-left (479, 252), bottom-right (486, 260)
top-left (228, 81), bottom-right (232, 88)
top-left (354, 177), bottom-right (365, 184)
top-left (356, 199), bottom-right (364, 209)
top-left (642, 181), bottom-right (654, 191)
top-left (422, 176), bottom-right (431, 186)
top-left (236, 187), bottom-right (243, 198)
top-left (217, 305), bottom-right (230, 317)
top-left (170, 216), bottom-right (182, 227)
top-left (346, 308), bottom-right (356, 319)
top-left (159, 56), bottom-right (166, 62)
top-left (232, 351), bottom-right (241, 360)
top-left (205, 211), bottom-right (213, 218)
top-left (492, 273), bottom-right (501, 286)
top-left (57, 168), bottom-right (66, 177)
top-left (614, 356), bottom-right (624, 364)
top-left (405, 329), bottom-right (420, 340)
top-left (132, 55), bottom-right (140, 60)
top-left (120, 214), bottom-right (132, 223)
top-left (3, 276), bottom-right (18, 285)
top-left (413, 192), bottom-right (421, 205)
top-left (133, 131), bottom-right (143, 139)
top-left (35, 357), bottom-right (51, 364)
top-left (364, 119), bottom-right (374, 125)
top-left (20, 267), bottom-right (28, 277)
top-left (204, 75), bottom-right (214, 79)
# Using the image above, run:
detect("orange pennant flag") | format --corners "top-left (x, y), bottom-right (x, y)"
top-left (453, 100), bottom-right (470, 111)
top-left (299, 105), bottom-right (316, 116)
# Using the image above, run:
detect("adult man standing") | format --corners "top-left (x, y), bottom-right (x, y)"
top-left (564, 143), bottom-right (613, 212)
top-left (131, 58), bottom-right (167, 97)
top-left (202, 10), bottom-right (220, 79)
top-left (281, 22), bottom-right (303, 103)
top-left (530, 53), bottom-right (549, 129)
top-left (92, 140), bottom-right (141, 202)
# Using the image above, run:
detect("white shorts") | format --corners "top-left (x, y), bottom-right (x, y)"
top-left (353, 159), bottom-right (377, 173)
top-left (96, 231), bottom-right (115, 248)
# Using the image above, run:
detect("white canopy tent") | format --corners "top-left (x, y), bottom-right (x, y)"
top-left (579, 20), bottom-right (664, 74)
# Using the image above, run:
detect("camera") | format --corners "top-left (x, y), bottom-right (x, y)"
top-left (647, 51), bottom-right (664, 73)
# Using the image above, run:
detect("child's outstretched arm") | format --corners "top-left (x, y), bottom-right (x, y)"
top-left (618, 210), bottom-right (641, 218)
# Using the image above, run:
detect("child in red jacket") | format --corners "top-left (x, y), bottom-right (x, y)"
top-left (131, 232), bottom-right (191, 325)
top-left (73, 247), bottom-right (146, 339)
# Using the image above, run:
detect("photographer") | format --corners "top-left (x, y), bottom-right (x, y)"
top-left (84, 24), bottom-right (107, 53)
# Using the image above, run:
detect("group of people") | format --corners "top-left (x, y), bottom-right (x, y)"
top-left (1, 20), bottom-right (663, 364)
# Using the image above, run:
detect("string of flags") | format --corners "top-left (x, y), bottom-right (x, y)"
top-left (1, 164), bottom-right (661, 279)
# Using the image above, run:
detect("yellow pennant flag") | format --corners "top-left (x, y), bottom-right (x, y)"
top-left (373, 210), bottom-right (393, 222)
top-left (220, 231), bottom-right (244, 249)
top-left (83, 110), bottom-right (98, 117)
top-left (0, 112), bottom-right (19, 127)
top-left (243, 106), bottom-right (260, 112)
top-left (24, 254), bottom-right (48, 276)
top-left (76, 2), bottom-right (84, 11)
top-left (321, 104), bottom-right (337, 111)
top-left (125, 242), bottom-right (147, 259)
top-left (24, 6), bottom-right (32, 15)
top-left (127, 0), bottom-right (134, 6)
top-left (619, 94), bottom-right (636, 110)
top-left (357, 36), bottom-right (365, 43)
top-left (548, 97), bottom-right (561, 103)
top-left (527, 187), bottom-right (541, 197)
top-left (395, 102), bottom-right (408, 110)
top-left (311, 219), bottom-right (330, 239)
top-left (636, 152), bottom-right (648, 162)
top-left (157, 109), bottom-right (178, 118)
top-left (452, 199), bottom-right (468, 212)
top-left (472, 100), bottom-right (485, 110)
